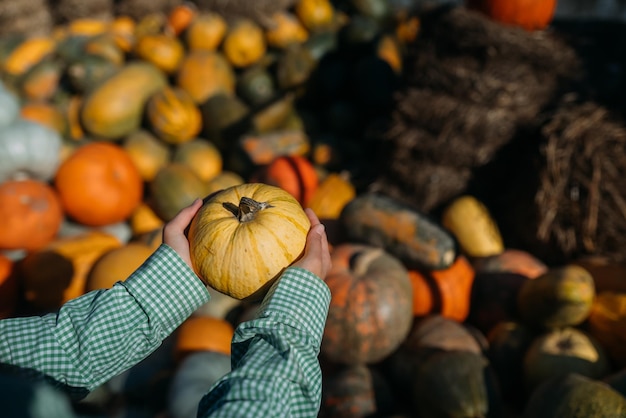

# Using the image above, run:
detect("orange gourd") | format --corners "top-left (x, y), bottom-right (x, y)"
top-left (134, 33), bottom-right (185, 74)
top-left (166, 2), bottom-right (197, 36)
top-left (175, 316), bottom-right (235, 360)
top-left (85, 242), bottom-right (154, 291)
top-left (265, 11), bottom-right (309, 49)
top-left (408, 255), bottom-right (476, 322)
top-left (109, 16), bottom-right (136, 52)
top-left (466, 0), bottom-right (557, 31)
top-left (130, 202), bottom-right (164, 236)
top-left (222, 18), bottom-right (267, 68)
top-left (185, 12), bottom-right (227, 51)
top-left (55, 142), bottom-right (143, 227)
top-left (146, 86), bottom-right (202, 144)
top-left (20, 102), bottom-right (67, 135)
top-left (253, 155), bottom-right (318, 206)
top-left (3, 37), bottom-right (56, 76)
top-left (176, 50), bottom-right (236, 104)
top-left (295, 0), bottom-right (335, 32)
top-left (0, 179), bottom-right (63, 251)
top-left (307, 172), bottom-right (355, 220)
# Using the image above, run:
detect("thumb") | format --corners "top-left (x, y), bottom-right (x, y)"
top-left (306, 224), bottom-right (325, 255)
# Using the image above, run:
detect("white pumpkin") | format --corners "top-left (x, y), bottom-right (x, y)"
top-left (0, 83), bottom-right (20, 128)
top-left (0, 118), bottom-right (62, 183)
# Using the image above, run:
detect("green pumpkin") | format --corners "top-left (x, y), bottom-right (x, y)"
top-left (149, 163), bottom-right (208, 222)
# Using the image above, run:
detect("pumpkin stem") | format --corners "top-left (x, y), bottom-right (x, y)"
top-left (236, 196), bottom-right (273, 222)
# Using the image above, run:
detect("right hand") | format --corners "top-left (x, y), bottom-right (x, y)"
top-left (292, 208), bottom-right (331, 280)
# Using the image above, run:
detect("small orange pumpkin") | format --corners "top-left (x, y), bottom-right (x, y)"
top-left (20, 102), bottom-right (67, 135)
top-left (165, 2), bottom-right (197, 36)
top-left (54, 142), bottom-right (143, 227)
top-left (134, 33), bottom-right (185, 74)
top-left (265, 11), bottom-right (309, 49)
top-left (252, 155), bottom-right (318, 206)
top-left (295, 0), bottom-right (335, 32)
top-left (3, 37), bottom-right (56, 76)
top-left (222, 18), bottom-right (267, 68)
top-left (146, 86), bottom-right (202, 144)
top-left (176, 50), bottom-right (236, 104)
top-left (0, 179), bottom-right (63, 251)
top-left (466, 0), bottom-right (557, 31)
top-left (408, 255), bottom-right (476, 322)
top-left (185, 12), bottom-right (227, 51)
top-left (175, 315), bottom-right (235, 360)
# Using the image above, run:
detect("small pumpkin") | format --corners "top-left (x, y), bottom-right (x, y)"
top-left (523, 327), bottom-right (610, 393)
top-left (320, 364), bottom-right (377, 418)
top-left (0, 119), bottom-right (62, 183)
top-left (587, 291), bottom-right (626, 368)
top-left (340, 193), bottom-right (456, 270)
top-left (176, 50), bottom-right (236, 104)
top-left (517, 265), bottom-right (596, 329)
top-left (172, 138), bottom-right (222, 182)
top-left (129, 202), bottom-right (164, 236)
top-left (408, 255), bottom-right (476, 322)
top-left (122, 129), bottom-right (171, 182)
top-left (466, 0), bottom-right (557, 31)
top-left (0, 83), bottom-right (20, 128)
top-left (54, 141), bottom-right (144, 226)
top-left (184, 11), bottom-right (227, 51)
top-left (265, 11), bottom-right (309, 49)
top-left (441, 195), bottom-right (505, 258)
top-left (83, 34), bottom-right (125, 66)
top-left (175, 315), bottom-right (234, 360)
top-left (134, 33), bottom-right (185, 74)
top-left (149, 163), bottom-right (208, 222)
top-left (474, 248), bottom-right (548, 279)
top-left (236, 65), bottom-right (277, 107)
top-left (295, 0), bottom-right (335, 32)
top-left (308, 172), bottom-right (355, 220)
top-left (165, 2), bottom-right (197, 36)
top-left (146, 86), bottom-right (202, 144)
top-left (188, 183), bottom-right (310, 300)
top-left (20, 102), bottom-right (67, 135)
top-left (322, 244), bottom-right (413, 364)
top-left (205, 171), bottom-right (244, 196)
top-left (81, 61), bottom-right (168, 139)
top-left (252, 155), bottom-right (318, 206)
top-left (20, 59), bottom-right (63, 101)
top-left (222, 18), bottom-right (267, 68)
top-left (0, 179), bottom-right (63, 251)
top-left (108, 16), bottom-right (136, 52)
top-left (3, 37), bottom-right (56, 76)
top-left (85, 242), bottom-right (154, 291)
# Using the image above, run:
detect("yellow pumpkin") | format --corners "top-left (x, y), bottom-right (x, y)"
top-left (85, 242), bottom-right (154, 291)
top-left (265, 11), bottom-right (309, 49)
top-left (134, 33), bottom-right (185, 74)
top-left (295, 0), bottom-right (335, 32)
top-left (307, 172), bottom-right (355, 220)
top-left (175, 315), bottom-right (234, 360)
top-left (109, 16), bottom-right (136, 52)
top-left (206, 171), bottom-right (245, 195)
top-left (122, 129), bottom-right (171, 182)
top-left (185, 12), bottom-right (227, 51)
top-left (222, 19), bottom-right (267, 68)
top-left (3, 37), bottom-right (56, 76)
top-left (130, 202), bottom-right (164, 236)
top-left (176, 50), bottom-right (236, 104)
top-left (188, 183), bottom-right (310, 300)
top-left (172, 138), bottom-right (222, 182)
top-left (146, 86), bottom-right (202, 144)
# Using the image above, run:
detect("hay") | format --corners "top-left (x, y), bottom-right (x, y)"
top-left (114, 0), bottom-right (182, 20)
top-left (496, 98), bottom-right (626, 265)
top-left (52, 0), bottom-right (113, 23)
top-left (193, 0), bottom-right (297, 27)
top-left (0, 0), bottom-right (52, 36)
top-left (372, 6), bottom-right (581, 212)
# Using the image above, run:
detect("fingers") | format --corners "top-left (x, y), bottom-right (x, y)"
top-left (166, 198), bottom-right (203, 234)
top-left (305, 207), bottom-right (321, 228)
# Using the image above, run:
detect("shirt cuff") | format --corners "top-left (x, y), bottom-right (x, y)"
top-left (258, 267), bottom-right (331, 343)
top-left (121, 244), bottom-right (210, 336)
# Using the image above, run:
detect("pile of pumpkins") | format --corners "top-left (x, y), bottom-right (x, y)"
top-left (3, 0), bottom-right (626, 417)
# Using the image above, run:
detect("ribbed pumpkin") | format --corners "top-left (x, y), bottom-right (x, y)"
top-left (408, 255), bottom-right (475, 322)
top-left (146, 86), bottom-right (202, 144)
top-left (165, 2), bottom-right (197, 36)
top-left (134, 33), bottom-right (185, 74)
top-left (172, 138), bottom-right (222, 182)
top-left (176, 50), bottom-right (236, 104)
top-left (80, 61), bottom-right (168, 139)
top-left (252, 155), bottom-right (319, 206)
top-left (175, 316), bottom-right (234, 360)
top-left (322, 244), bottom-right (413, 364)
top-left (188, 183), bottom-right (310, 300)
top-left (85, 242), bottom-right (154, 291)
top-left (122, 129), bottom-right (171, 182)
top-left (185, 11), bottom-right (227, 51)
top-left (149, 163), bottom-right (208, 222)
top-left (0, 179), bottom-right (63, 251)
top-left (222, 18), bottom-right (267, 68)
top-left (0, 254), bottom-right (18, 319)
top-left (54, 142), bottom-right (144, 227)
top-left (466, 0), bottom-right (557, 31)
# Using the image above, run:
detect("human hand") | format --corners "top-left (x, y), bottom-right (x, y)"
top-left (292, 208), bottom-right (332, 280)
top-left (162, 198), bottom-right (203, 270)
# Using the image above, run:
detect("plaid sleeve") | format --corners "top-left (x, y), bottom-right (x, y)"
top-left (198, 267), bottom-right (331, 418)
top-left (0, 244), bottom-right (209, 394)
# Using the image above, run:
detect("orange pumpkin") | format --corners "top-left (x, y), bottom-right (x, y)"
top-left (408, 255), bottom-right (475, 322)
top-left (165, 2), bottom-right (197, 36)
top-left (3, 37), bottom-right (56, 76)
top-left (295, 0), bottom-right (335, 32)
top-left (146, 86), bottom-right (202, 144)
top-left (252, 155), bottom-right (318, 206)
top-left (0, 254), bottom-right (18, 318)
top-left (265, 11), bottom-right (309, 49)
top-left (588, 291), bottom-right (626, 367)
top-left (176, 50), bottom-right (236, 104)
top-left (134, 33), bottom-right (185, 74)
top-left (20, 102), bottom-right (67, 135)
top-left (0, 179), bottom-right (63, 251)
top-left (466, 0), bottom-right (557, 31)
top-left (54, 142), bottom-right (143, 226)
top-left (109, 16), bottom-right (136, 52)
top-left (175, 315), bottom-right (234, 360)
top-left (222, 18), bottom-right (267, 68)
top-left (130, 202), bottom-right (164, 236)
top-left (185, 12), bottom-right (227, 51)
top-left (307, 172), bottom-right (355, 220)
top-left (85, 242), bottom-right (154, 291)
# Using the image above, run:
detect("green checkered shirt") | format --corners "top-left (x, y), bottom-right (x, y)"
top-left (0, 244), bottom-right (331, 417)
